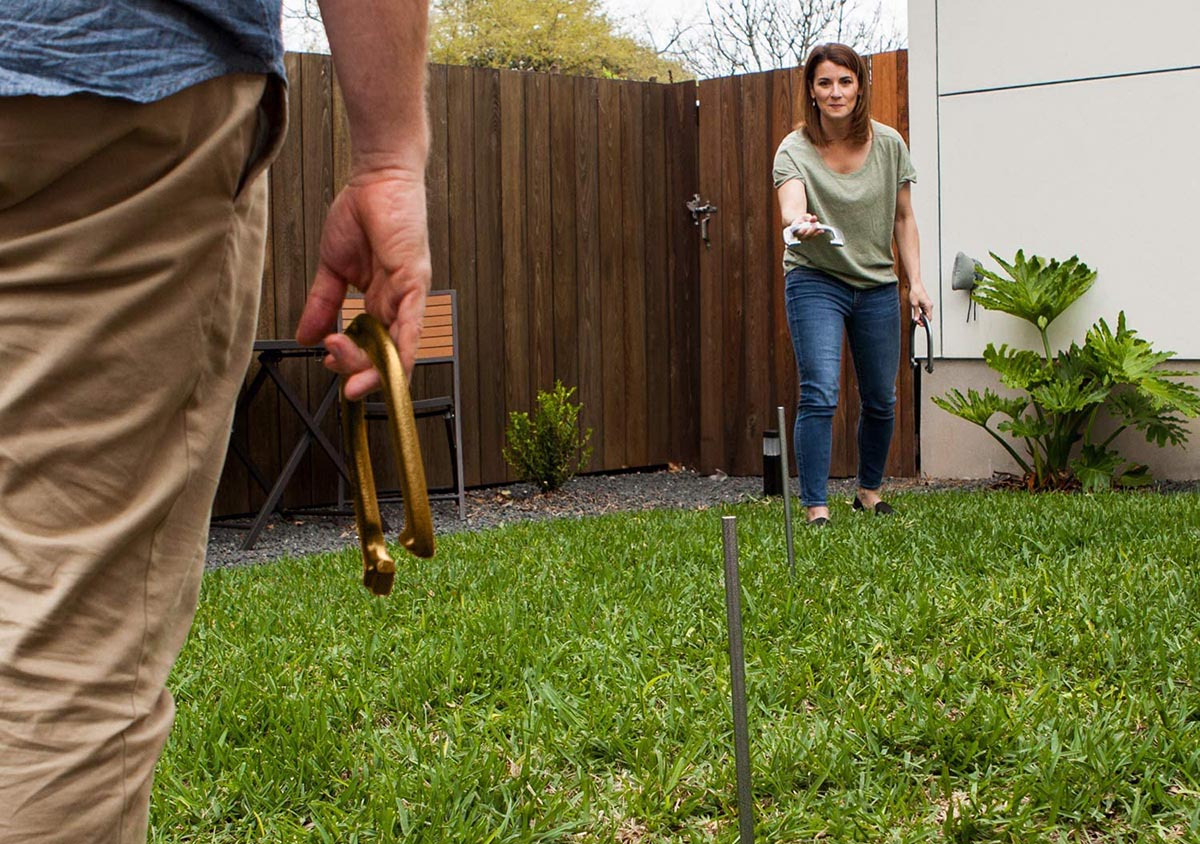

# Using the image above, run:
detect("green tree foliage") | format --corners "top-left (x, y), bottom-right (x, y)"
top-left (429, 0), bottom-right (691, 80)
top-left (933, 250), bottom-right (1200, 491)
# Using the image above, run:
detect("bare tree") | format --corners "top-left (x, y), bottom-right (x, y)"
top-left (668, 0), bottom-right (902, 78)
top-left (282, 0), bottom-right (329, 52)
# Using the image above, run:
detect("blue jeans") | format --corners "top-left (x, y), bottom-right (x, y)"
top-left (785, 267), bottom-right (900, 507)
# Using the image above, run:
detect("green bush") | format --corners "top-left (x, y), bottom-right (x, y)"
top-left (933, 250), bottom-right (1200, 491)
top-left (503, 380), bottom-right (593, 491)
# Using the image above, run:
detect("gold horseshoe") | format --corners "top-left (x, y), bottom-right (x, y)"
top-left (341, 314), bottom-right (435, 596)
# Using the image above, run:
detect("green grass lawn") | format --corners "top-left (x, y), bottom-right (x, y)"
top-left (154, 490), bottom-right (1200, 843)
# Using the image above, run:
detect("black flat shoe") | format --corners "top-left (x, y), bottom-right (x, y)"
top-left (807, 516), bottom-right (830, 527)
top-left (852, 495), bottom-right (895, 515)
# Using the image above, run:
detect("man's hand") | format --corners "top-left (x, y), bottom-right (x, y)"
top-left (295, 166), bottom-right (431, 401)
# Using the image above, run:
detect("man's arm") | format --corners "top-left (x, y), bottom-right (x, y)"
top-left (295, 0), bottom-right (432, 400)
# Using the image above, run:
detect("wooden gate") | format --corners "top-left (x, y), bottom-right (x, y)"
top-left (694, 50), bottom-right (917, 478)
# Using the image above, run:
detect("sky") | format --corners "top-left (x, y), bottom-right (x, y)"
top-left (281, 0), bottom-right (909, 57)
top-left (606, 0), bottom-right (908, 54)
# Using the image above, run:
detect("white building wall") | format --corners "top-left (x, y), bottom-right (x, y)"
top-left (908, 0), bottom-right (1200, 479)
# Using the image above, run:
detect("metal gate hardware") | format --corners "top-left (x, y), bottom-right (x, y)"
top-left (686, 194), bottom-right (718, 247)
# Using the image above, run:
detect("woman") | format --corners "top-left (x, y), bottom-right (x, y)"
top-left (773, 42), bottom-right (933, 526)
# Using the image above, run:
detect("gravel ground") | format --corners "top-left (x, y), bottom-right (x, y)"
top-left (205, 469), bottom-right (1198, 569)
top-left (205, 470), bottom-right (980, 569)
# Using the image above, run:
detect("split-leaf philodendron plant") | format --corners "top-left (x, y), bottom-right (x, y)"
top-left (933, 250), bottom-right (1200, 491)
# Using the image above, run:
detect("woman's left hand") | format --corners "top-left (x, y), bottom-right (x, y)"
top-left (909, 283), bottom-right (934, 325)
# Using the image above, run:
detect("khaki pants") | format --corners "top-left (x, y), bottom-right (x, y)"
top-left (0, 74), bottom-right (281, 843)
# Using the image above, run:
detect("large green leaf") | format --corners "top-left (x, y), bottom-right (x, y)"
top-left (1070, 444), bottom-right (1123, 493)
top-left (982, 343), bottom-right (1047, 391)
top-left (1029, 377), bottom-right (1109, 415)
top-left (1139, 379), bottom-right (1200, 416)
top-left (972, 250), bottom-right (1096, 330)
top-left (1083, 313), bottom-right (1172, 382)
top-left (931, 388), bottom-right (1027, 426)
top-left (1083, 313), bottom-right (1200, 417)
top-left (1107, 390), bottom-right (1193, 447)
top-left (998, 414), bottom-right (1051, 440)
top-left (1118, 464), bottom-right (1154, 488)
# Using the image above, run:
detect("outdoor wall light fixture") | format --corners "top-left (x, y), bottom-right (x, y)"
top-left (952, 250), bottom-right (983, 321)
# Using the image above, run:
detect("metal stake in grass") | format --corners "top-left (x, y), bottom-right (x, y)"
top-left (722, 516), bottom-right (755, 844)
top-left (777, 406), bottom-right (795, 580)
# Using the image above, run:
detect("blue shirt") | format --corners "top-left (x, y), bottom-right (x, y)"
top-left (0, 1), bottom-right (285, 103)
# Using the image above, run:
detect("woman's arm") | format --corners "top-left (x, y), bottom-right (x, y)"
top-left (894, 183), bottom-right (933, 323)
top-left (777, 179), bottom-right (821, 239)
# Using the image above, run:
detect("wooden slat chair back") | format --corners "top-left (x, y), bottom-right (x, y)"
top-left (338, 289), bottom-right (465, 518)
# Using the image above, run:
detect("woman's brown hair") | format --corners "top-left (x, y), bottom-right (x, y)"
top-left (797, 43), bottom-right (872, 147)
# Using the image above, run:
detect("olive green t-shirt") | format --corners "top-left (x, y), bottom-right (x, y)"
top-left (772, 120), bottom-right (916, 289)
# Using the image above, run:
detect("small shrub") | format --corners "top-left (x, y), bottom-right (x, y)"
top-left (503, 381), bottom-right (593, 492)
top-left (933, 250), bottom-right (1200, 491)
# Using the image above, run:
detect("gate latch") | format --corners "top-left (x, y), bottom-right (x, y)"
top-left (686, 194), bottom-right (718, 247)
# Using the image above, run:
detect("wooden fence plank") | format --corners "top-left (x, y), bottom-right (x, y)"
top-left (574, 77), bottom-right (603, 473)
top-left (549, 75), bottom-right (579, 396)
top-left (474, 68), bottom-right (507, 483)
top-left (620, 82), bottom-right (648, 469)
top-left (739, 71), bottom-right (771, 476)
top-left (718, 75), bottom-right (746, 473)
top-left (641, 82), bottom-right (671, 465)
top-left (500, 69), bottom-right (530, 478)
top-left (525, 72), bottom-right (555, 396)
top-left (666, 81), bottom-right (700, 469)
top-left (697, 77), bottom-right (724, 472)
top-left (597, 80), bottom-right (626, 468)
top-left (446, 64), bottom-right (481, 487)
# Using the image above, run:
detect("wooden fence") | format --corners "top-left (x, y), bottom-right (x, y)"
top-left (214, 51), bottom-right (912, 518)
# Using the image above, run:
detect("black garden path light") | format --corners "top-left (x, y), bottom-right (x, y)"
top-left (761, 429), bottom-right (783, 496)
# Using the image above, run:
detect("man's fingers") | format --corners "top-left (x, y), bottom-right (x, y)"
top-left (322, 333), bottom-right (382, 400)
top-left (296, 269), bottom-right (349, 346)
top-left (389, 308), bottom-right (423, 376)
top-left (341, 368), bottom-right (383, 402)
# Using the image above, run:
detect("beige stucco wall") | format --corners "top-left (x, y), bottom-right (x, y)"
top-left (907, 0), bottom-right (1200, 481)
top-left (920, 360), bottom-right (1200, 481)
